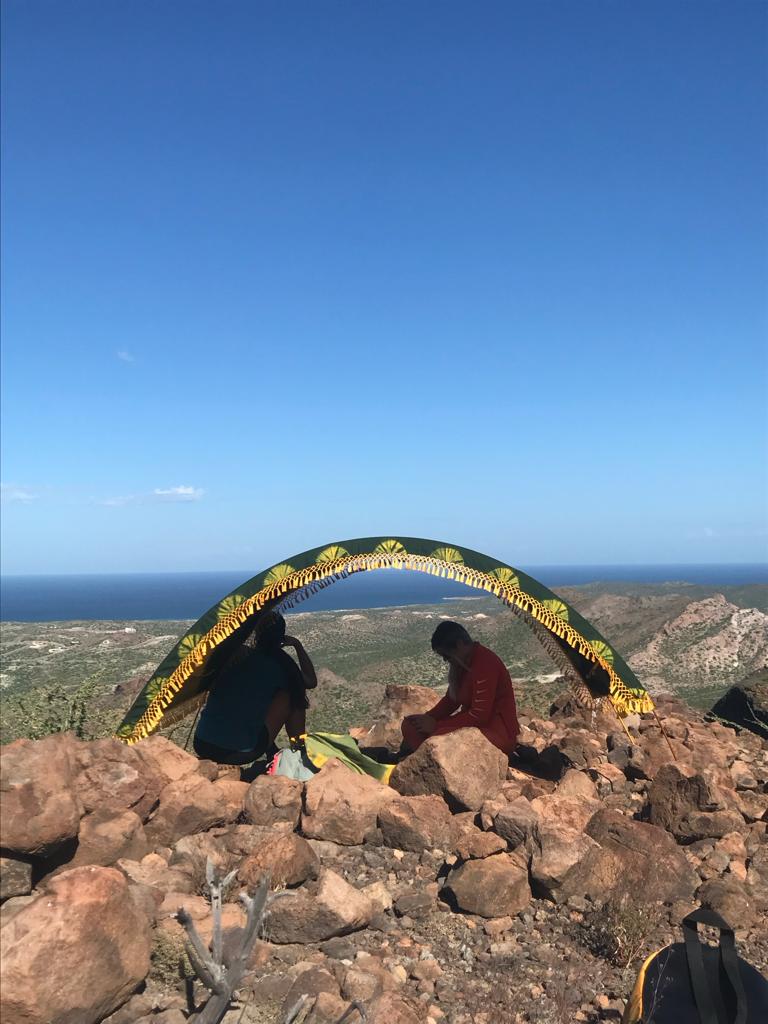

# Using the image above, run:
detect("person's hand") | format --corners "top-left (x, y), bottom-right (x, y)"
top-left (282, 635), bottom-right (300, 648)
top-left (406, 714), bottom-right (436, 735)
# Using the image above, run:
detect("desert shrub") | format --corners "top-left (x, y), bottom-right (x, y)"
top-left (580, 893), bottom-right (664, 970)
top-left (148, 929), bottom-right (195, 991)
top-left (186, 850), bottom-right (239, 899)
top-left (0, 673), bottom-right (122, 743)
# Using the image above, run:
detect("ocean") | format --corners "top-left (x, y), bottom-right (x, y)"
top-left (1, 564), bottom-right (766, 622)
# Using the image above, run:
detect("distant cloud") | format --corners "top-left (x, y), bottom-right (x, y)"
top-left (98, 485), bottom-right (205, 507)
top-left (98, 495), bottom-right (134, 507)
top-left (116, 350), bottom-right (135, 363)
top-left (1, 483), bottom-right (37, 503)
top-left (153, 485), bottom-right (205, 502)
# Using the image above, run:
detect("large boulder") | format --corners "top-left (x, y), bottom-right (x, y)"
top-left (358, 684), bottom-right (440, 752)
top-left (301, 759), bottom-right (396, 846)
top-left (445, 852), bottom-right (531, 917)
top-left (648, 764), bottom-right (745, 842)
top-left (238, 833), bottom-right (320, 888)
top-left (454, 828), bottom-right (507, 859)
top-left (244, 775), bottom-right (303, 828)
top-left (117, 852), bottom-right (195, 895)
top-left (72, 738), bottom-right (162, 822)
top-left (377, 794), bottom-right (457, 852)
top-left (389, 729), bottom-right (507, 811)
top-left (0, 733), bottom-right (83, 856)
top-left (493, 797), bottom-right (540, 849)
top-left (583, 809), bottom-right (700, 903)
top-left (0, 865), bottom-right (152, 1024)
top-left (366, 992), bottom-right (424, 1024)
top-left (131, 735), bottom-right (203, 788)
top-left (709, 669), bottom-right (768, 741)
top-left (698, 876), bottom-right (759, 930)
top-left (69, 808), bottom-right (148, 868)
top-left (0, 854), bottom-right (32, 901)
top-left (529, 793), bottom-right (601, 833)
top-left (266, 868), bottom-right (374, 943)
top-left (144, 774), bottom-right (235, 846)
top-left (529, 823), bottom-right (600, 902)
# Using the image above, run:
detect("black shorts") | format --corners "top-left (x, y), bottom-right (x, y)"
top-left (193, 724), bottom-right (270, 766)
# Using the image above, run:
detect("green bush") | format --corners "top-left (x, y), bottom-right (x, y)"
top-left (0, 672), bottom-right (121, 744)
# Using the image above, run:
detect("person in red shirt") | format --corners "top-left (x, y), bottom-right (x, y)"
top-left (401, 621), bottom-right (519, 756)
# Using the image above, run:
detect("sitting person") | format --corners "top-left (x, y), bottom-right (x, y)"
top-left (193, 612), bottom-right (317, 765)
top-left (401, 621), bottom-right (519, 755)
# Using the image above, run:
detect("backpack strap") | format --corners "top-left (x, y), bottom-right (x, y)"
top-left (682, 909), bottom-right (748, 1024)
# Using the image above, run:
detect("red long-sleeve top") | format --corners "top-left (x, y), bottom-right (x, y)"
top-left (427, 642), bottom-right (519, 754)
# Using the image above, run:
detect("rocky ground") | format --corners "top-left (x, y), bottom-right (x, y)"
top-left (1, 687), bottom-right (766, 1024)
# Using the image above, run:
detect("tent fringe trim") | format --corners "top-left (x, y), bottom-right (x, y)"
top-left (120, 552), bottom-right (654, 744)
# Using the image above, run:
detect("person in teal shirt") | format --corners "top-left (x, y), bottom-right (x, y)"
top-left (193, 612), bottom-right (318, 765)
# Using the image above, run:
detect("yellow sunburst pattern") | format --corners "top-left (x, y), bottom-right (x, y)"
top-left (316, 545), bottom-right (350, 562)
top-left (118, 536), bottom-right (655, 743)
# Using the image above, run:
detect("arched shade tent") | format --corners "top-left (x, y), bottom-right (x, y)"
top-left (116, 536), bottom-right (654, 744)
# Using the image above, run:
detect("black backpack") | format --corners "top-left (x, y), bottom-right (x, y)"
top-left (622, 908), bottom-right (768, 1023)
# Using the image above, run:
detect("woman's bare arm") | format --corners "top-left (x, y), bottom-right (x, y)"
top-left (282, 636), bottom-right (318, 689)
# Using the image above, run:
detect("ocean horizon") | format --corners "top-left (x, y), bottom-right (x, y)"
top-left (1, 564), bottom-right (766, 623)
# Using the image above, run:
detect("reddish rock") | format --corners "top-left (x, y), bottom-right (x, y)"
top-left (366, 992), bottom-right (423, 1024)
top-left (733, 789), bottom-right (768, 822)
top-left (144, 774), bottom-right (233, 846)
top-left (584, 809), bottom-right (699, 903)
top-left (69, 808), bottom-right (148, 868)
top-left (0, 733), bottom-right (83, 855)
top-left (557, 768), bottom-right (598, 800)
top-left (282, 965), bottom-right (342, 1017)
top-left (212, 777), bottom-right (249, 819)
top-left (301, 759), bottom-right (396, 845)
top-left (266, 868), bottom-right (374, 943)
top-left (445, 852), bottom-right (531, 918)
top-left (556, 729), bottom-right (605, 769)
top-left (746, 845), bottom-right (768, 907)
top-left (588, 763), bottom-right (627, 796)
top-left (362, 879), bottom-right (394, 913)
top-left (238, 833), bottom-right (320, 888)
top-left (455, 828), bottom-right (507, 860)
top-left (0, 865), bottom-right (152, 1024)
top-left (699, 876), bottom-right (758, 929)
top-left (648, 764), bottom-right (744, 841)
top-left (390, 728), bottom-right (507, 811)
top-left (529, 822), bottom-right (600, 902)
top-left (309, 992), bottom-right (354, 1023)
top-left (629, 732), bottom-right (688, 780)
top-left (360, 684), bottom-right (440, 751)
top-left (131, 735), bottom-right (202, 787)
top-left (529, 793), bottom-right (600, 833)
top-left (168, 830), bottom-right (232, 873)
top-left (244, 775), bottom-right (303, 827)
top-left (159, 897), bottom-right (246, 949)
top-left (493, 797), bottom-right (539, 849)
top-left (117, 852), bottom-right (195, 895)
top-left (0, 854), bottom-right (32, 900)
top-left (378, 794), bottom-right (457, 852)
top-left (73, 738), bottom-right (161, 821)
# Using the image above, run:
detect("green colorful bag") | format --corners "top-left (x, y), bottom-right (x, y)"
top-left (267, 731), bottom-right (395, 784)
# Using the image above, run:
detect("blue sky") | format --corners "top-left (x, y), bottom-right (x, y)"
top-left (2, 0), bottom-right (766, 574)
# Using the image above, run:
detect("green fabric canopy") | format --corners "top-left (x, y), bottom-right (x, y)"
top-left (116, 535), bottom-right (654, 743)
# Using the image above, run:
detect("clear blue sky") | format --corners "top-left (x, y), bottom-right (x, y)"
top-left (2, 1), bottom-right (766, 574)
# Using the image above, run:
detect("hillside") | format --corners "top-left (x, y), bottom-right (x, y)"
top-left (1, 583), bottom-right (766, 744)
